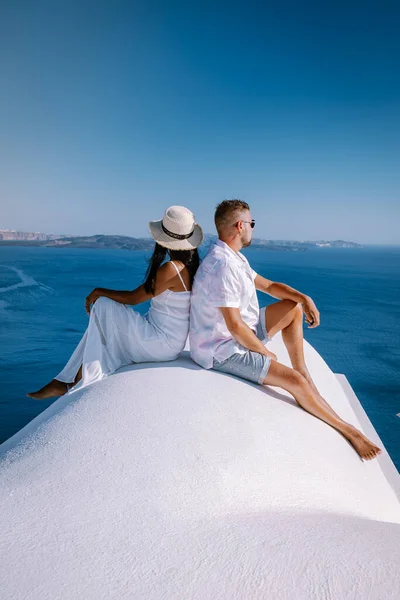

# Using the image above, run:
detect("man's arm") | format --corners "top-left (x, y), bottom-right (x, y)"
top-left (254, 274), bottom-right (320, 328)
top-left (219, 307), bottom-right (277, 361)
top-left (254, 274), bottom-right (306, 302)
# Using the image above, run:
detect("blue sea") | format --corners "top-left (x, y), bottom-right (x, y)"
top-left (0, 245), bottom-right (399, 469)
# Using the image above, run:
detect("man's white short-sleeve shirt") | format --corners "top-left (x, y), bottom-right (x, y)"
top-left (189, 239), bottom-right (259, 369)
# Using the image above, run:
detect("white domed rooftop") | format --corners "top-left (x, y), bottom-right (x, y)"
top-left (1, 333), bottom-right (399, 599)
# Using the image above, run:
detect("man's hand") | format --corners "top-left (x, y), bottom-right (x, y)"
top-left (302, 296), bottom-right (320, 328)
top-left (85, 288), bottom-right (101, 315)
top-left (265, 350), bottom-right (277, 361)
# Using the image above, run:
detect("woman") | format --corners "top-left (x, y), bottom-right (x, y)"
top-left (27, 206), bottom-right (203, 399)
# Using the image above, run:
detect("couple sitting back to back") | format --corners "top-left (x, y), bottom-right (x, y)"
top-left (28, 201), bottom-right (381, 461)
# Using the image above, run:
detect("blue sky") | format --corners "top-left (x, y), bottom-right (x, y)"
top-left (1, 0), bottom-right (399, 243)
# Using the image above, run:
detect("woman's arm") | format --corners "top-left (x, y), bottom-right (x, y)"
top-left (85, 286), bottom-right (148, 314)
top-left (85, 262), bottom-right (179, 314)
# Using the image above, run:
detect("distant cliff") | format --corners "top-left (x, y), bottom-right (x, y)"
top-left (249, 238), bottom-right (362, 250)
top-left (0, 229), bottom-right (65, 242)
top-left (44, 235), bottom-right (155, 251)
top-left (202, 234), bottom-right (362, 251)
top-left (0, 234), bottom-right (154, 250)
top-left (0, 231), bottom-right (362, 251)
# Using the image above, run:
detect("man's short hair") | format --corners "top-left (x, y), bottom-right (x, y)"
top-left (214, 199), bottom-right (250, 233)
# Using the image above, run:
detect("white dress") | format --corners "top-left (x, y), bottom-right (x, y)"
top-left (56, 262), bottom-right (190, 391)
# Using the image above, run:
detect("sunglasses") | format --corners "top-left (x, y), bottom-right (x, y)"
top-left (235, 220), bottom-right (255, 229)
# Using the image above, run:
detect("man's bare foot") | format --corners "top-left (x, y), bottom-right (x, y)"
top-left (345, 427), bottom-right (382, 460)
top-left (27, 379), bottom-right (70, 400)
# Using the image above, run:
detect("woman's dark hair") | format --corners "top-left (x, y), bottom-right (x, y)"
top-left (143, 243), bottom-right (200, 295)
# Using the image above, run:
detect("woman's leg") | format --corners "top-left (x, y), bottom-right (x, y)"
top-left (74, 365), bottom-right (83, 384)
top-left (27, 331), bottom-right (88, 400)
top-left (263, 360), bottom-right (381, 460)
top-left (28, 295), bottom-right (157, 399)
top-left (27, 379), bottom-right (70, 399)
top-left (28, 296), bottom-right (132, 399)
top-left (27, 363), bottom-right (83, 400)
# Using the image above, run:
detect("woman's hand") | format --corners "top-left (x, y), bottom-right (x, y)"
top-left (302, 296), bottom-right (320, 328)
top-left (85, 288), bottom-right (101, 315)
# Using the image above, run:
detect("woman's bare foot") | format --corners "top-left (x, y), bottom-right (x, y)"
top-left (27, 379), bottom-right (70, 400)
top-left (345, 427), bottom-right (382, 460)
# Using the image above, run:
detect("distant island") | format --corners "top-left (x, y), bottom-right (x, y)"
top-left (0, 229), bottom-right (362, 251)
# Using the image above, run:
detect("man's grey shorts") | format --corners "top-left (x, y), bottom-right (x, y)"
top-left (212, 306), bottom-right (272, 385)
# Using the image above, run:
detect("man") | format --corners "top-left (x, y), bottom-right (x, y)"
top-left (189, 199), bottom-right (381, 461)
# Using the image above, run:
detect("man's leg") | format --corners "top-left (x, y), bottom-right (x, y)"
top-left (264, 300), bottom-right (319, 395)
top-left (263, 360), bottom-right (381, 461)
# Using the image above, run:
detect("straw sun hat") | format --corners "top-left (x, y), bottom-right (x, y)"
top-left (149, 205), bottom-right (203, 250)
